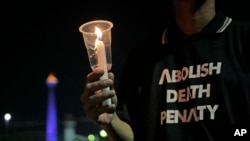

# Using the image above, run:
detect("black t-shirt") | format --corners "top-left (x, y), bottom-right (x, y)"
top-left (117, 12), bottom-right (250, 141)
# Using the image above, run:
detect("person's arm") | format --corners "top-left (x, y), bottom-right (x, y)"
top-left (101, 112), bottom-right (134, 141)
top-left (80, 69), bottom-right (134, 141)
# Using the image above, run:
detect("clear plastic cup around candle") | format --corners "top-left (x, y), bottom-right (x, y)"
top-left (79, 20), bottom-right (113, 71)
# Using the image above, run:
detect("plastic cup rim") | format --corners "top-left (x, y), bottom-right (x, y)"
top-left (79, 20), bottom-right (113, 35)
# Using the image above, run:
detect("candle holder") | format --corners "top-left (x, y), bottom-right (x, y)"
top-left (79, 20), bottom-right (113, 105)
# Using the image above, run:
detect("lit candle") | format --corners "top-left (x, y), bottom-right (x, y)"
top-left (95, 27), bottom-right (111, 105)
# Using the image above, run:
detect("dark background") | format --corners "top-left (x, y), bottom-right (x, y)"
top-left (1, 0), bottom-right (250, 125)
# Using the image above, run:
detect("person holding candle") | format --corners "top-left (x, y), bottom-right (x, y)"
top-left (80, 0), bottom-right (250, 141)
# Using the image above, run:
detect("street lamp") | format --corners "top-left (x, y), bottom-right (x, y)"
top-left (4, 113), bottom-right (11, 128)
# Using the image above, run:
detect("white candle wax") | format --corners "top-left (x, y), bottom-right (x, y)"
top-left (95, 40), bottom-right (111, 105)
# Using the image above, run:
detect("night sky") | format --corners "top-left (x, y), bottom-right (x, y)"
top-left (1, 0), bottom-right (250, 125)
top-left (1, 1), bottom-right (169, 124)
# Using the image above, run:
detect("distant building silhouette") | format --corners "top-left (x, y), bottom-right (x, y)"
top-left (63, 114), bottom-right (76, 141)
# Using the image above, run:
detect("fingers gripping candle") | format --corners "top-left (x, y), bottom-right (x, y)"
top-left (95, 27), bottom-right (111, 105)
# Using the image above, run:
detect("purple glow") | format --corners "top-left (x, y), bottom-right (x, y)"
top-left (46, 80), bottom-right (58, 141)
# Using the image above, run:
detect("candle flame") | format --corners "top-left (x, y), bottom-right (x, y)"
top-left (95, 27), bottom-right (102, 40)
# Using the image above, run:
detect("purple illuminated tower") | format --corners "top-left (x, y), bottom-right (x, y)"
top-left (46, 73), bottom-right (58, 141)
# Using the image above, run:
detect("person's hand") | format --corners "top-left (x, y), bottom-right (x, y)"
top-left (80, 69), bottom-right (117, 125)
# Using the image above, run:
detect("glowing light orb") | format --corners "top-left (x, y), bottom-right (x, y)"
top-left (4, 113), bottom-right (11, 121)
top-left (87, 134), bottom-right (95, 141)
top-left (99, 129), bottom-right (108, 138)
